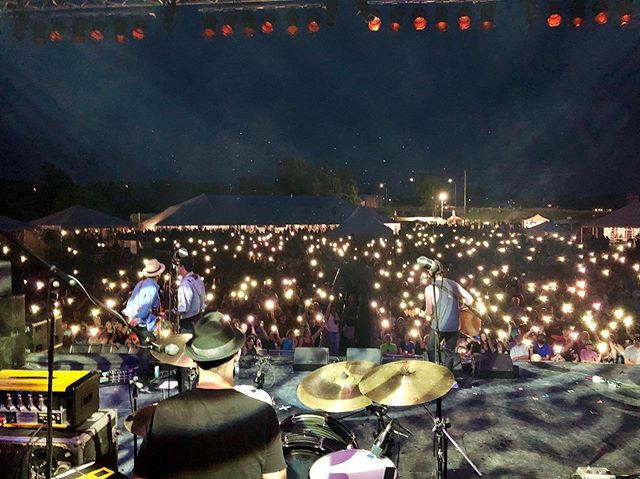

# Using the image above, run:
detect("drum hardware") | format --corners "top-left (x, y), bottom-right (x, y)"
top-left (423, 266), bottom-right (482, 479)
top-left (423, 404), bottom-right (482, 478)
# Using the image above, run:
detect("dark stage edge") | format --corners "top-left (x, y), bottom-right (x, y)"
top-left (27, 355), bottom-right (640, 478)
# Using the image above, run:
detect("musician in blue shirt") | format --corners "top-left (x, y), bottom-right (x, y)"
top-left (122, 259), bottom-right (165, 336)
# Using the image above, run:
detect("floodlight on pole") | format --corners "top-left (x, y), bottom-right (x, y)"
top-left (438, 192), bottom-right (448, 217)
top-left (448, 178), bottom-right (457, 207)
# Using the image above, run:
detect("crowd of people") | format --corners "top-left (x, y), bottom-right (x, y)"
top-left (7, 222), bottom-right (640, 366)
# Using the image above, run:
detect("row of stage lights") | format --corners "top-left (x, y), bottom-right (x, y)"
top-left (9, 8), bottom-right (331, 44)
top-left (7, 0), bottom-right (636, 44)
top-left (360, 3), bottom-right (496, 32)
top-left (528, 0), bottom-right (633, 28)
top-left (359, 0), bottom-right (634, 32)
top-left (12, 15), bottom-right (153, 43)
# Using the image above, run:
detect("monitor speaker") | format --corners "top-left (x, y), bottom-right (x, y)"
top-left (475, 353), bottom-right (518, 379)
top-left (293, 347), bottom-right (329, 372)
top-left (346, 347), bottom-right (382, 364)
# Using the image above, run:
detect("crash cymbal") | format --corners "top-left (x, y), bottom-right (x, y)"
top-left (124, 403), bottom-right (157, 437)
top-left (150, 333), bottom-right (195, 368)
top-left (297, 361), bottom-right (378, 413)
top-left (358, 360), bottom-right (454, 407)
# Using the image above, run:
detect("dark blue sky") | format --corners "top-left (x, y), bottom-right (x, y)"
top-left (1, 1), bottom-right (639, 201)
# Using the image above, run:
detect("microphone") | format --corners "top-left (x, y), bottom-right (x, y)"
top-left (416, 256), bottom-right (443, 275)
top-left (371, 419), bottom-right (395, 458)
top-left (172, 247), bottom-right (189, 262)
top-left (148, 342), bottom-right (180, 356)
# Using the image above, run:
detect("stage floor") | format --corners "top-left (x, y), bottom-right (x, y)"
top-left (90, 358), bottom-right (640, 478)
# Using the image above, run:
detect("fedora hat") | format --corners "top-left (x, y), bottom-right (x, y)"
top-left (142, 259), bottom-right (166, 278)
top-left (185, 312), bottom-right (245, 362)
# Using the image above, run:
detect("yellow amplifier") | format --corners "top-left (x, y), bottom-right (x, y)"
top-left (0, 370), bottom-right (99, 428)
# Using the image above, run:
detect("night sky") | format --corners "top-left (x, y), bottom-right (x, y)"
top-left (1, 0), bottom-right (640, 201)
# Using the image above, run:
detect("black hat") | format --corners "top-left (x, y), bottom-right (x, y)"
top-left (185, 312), bottom-right (245, 362)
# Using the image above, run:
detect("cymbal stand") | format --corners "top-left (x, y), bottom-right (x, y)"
top-left (423, 404), bottom-right (482, 478)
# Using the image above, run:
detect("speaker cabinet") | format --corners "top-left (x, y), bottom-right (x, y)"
top-left (293, 347), bottom-right (329, 372)
top-left (346, 348), bottom-right (382, 365)
top-left (475, 353), bottom-right (518, 379)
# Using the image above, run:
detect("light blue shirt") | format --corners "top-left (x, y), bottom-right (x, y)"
top-left (177, 273), bottom-right (206, 319)
top-left (122, 278), bottom-right (160, 332)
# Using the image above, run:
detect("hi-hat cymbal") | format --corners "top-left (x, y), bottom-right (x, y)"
top-left (124, 403), bottom-right (157, 437)
top-left (150, 333), bottom-right (195, 368)
top-left (358, 360), bottom-right (454, 407)
top-left (297, 361), bottom-right (378, 413)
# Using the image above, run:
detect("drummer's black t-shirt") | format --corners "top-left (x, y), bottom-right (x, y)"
top-left (134, 388), bottom-right (286, 479)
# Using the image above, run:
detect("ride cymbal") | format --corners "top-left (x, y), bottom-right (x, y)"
top-left (358, 360), bottom-right (454, 407)
top-left (124, 403), bottom-right (157, 437)
top-left (150, 333), bottom-right (195, 368)
top-left (297, 361), bottom-right (378, 413)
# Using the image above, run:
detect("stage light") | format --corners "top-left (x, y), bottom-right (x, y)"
top-left (90, 18), bottom-right (105, 42)
top-left (114, 18), bottom-right (127, 43)
top-left (367, 10), bottom-right (382, 31)
top-left (458, 6), bottom-right (472, 30)
top-left (221, 15), bottom-right (236, 36)
top-left (261, 14), bottom-right (275, 34)
top-left (412, 7), bottom-right (427, 30)
top-left (72, 18), bottom-right (86, 43)
top-left (521, 0), bottom-right (539, 24)
top-left (308, 13), bottom-right (321, 33)
top-left (570, 0), bottom-right (586, 26)
top-left (617, 0), bottom-right (632, 25)
top-left (33, 20), bottom-right (47, 45)
top-left (435, 5), bottom-right (448, 32)
top-left (13, 13), bottom-right (29, 41)
top-left (243, 13), bottom-right (256, 37)
top-left (163, 0), bottom-right (177, 32)
top-left (285, 11), bottom-right (299, 35)
top-left (593, 0), bottom-right (609, 24)
top-left (547, 1), bottom-right (563, 27)
top-left (390, 6), bottom-right (403, 32)
top-left (132, 19), bottom-right (146, 40)
top-left (481, 3), bottom-right (496, 30)
top-left (202, 15), bottom-right (216, 39)
top-left (49, 20), bottom-right (64, 42)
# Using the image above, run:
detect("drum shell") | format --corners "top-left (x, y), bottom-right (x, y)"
top-left (280, 414), bottom-right (358, 479)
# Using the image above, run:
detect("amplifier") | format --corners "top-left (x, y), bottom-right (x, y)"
top-left (0, 370), bottom-right (99, 428)
top-left (0, 409), bottom-right (117, 479)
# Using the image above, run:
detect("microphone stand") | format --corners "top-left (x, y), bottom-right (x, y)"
top-left (0, 231), bottom-right (155, 479)
top-left (428, 271), bottom-right (482, 478)
top-left (429, 271), bottom-right (447, 479)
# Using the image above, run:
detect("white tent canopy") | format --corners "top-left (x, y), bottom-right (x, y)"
top-left (523, 214), bottom-right (550, 229)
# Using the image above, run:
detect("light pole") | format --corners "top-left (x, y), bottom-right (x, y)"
top-left (379, 183), bottom-right (387, 205)
top-left (438, 192), bottom-right (448, 218)
top-left (448, 178), bottom-right (457, 208)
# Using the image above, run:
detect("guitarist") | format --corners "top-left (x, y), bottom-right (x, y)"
top-left (122, 259), bottom-right (166, 343)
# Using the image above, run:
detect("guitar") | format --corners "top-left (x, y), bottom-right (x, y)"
top-left (459, 304), bottom-right (486, 337)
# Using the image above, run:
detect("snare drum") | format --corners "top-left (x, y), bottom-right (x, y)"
top-left (280, 414), bottom-right (358, 479)
top-left (309, 449), bottom-right (397, 479)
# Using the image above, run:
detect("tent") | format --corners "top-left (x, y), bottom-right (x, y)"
top-left (446, 210), bottom-right (465, 226)
top-left (581, 200), bottom-right (640, 242)
top-left (0, 215), bottom-right (32, 232)
top-left (523, 214), bottom-right (550, 229)
top-left (142, 194), bottom-right (357, 230)
top-left (32, 206), bottom-right (131, 229)
top-left (327, 207), bottom-right (395, 238)
top-left (525, 221), bottom-right (569, 236)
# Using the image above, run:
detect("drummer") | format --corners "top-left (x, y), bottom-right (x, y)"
top-left (422, 263), bottom-right (474, 371)
top-left (133, 313), bottom-right (287, 479)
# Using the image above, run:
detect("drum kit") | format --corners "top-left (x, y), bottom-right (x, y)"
top-left (129, 344), bottom-right (482, 479)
